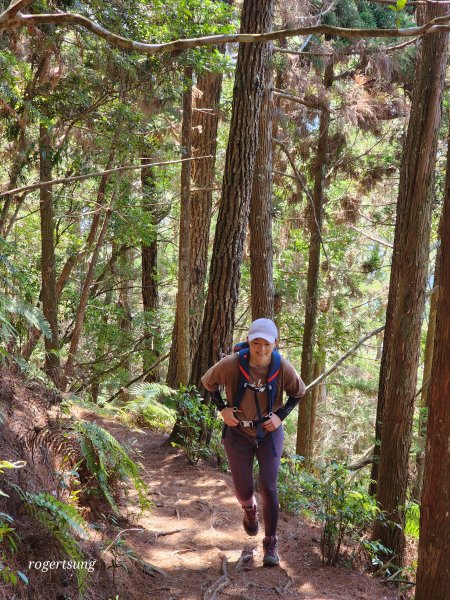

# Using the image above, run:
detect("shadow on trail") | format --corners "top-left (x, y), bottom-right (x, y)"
top-left (81, 411), bottom-right (401, 600)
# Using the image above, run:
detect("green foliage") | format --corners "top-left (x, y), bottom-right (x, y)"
top-left (170, 386), bottom-right (218, 464)
top-left (12, 486), bottom-right (89, 592)
top-left (277, 455), bottom-right (319, 519)
top-left (317, 462), bottom-right (380, 565)
top-left (404, 500), bottom-right (420, 539)
top-left (0, 461), bottom-right (28, 588)
top-left (276, 457), bottom-right (383, 566)
top-left (74, 420), bottom-right (151, 513)
top-left (123, 382), bottom-right (177, 430)
top-left (0, 235), bottom-right (51, 357)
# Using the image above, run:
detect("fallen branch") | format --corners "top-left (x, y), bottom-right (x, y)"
top-left (127, 554), bottom-right (168, 577)
top-left (154, 528), bottom-right (185, 540)
top-left (347, 445), bottom-right (375, 470)
top-left (101, 528), bottom-right (144, 555)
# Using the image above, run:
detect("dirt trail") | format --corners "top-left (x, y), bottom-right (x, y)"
top-left (88, 414), bottom-right (401, 600)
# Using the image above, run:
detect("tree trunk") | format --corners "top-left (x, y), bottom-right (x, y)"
top-left (39, 123), bottom-right (61, 385)
top-left (311, 353), bottom-right (326, 444)
top-left (371, 3), bottom-right (449, 563)
top-left (415, 113), bottom-right (450, 600)
top-left (0, 106), bottom-right (29, 237)
top-left (63, 207), bottom-right (112, 388)
top-left (57, 151), bottom-right (114, 298)
top-left (189, 67), bottom-right (224, 353)
top-left (21, 156), bottom-right (114, 361)
top-left (296, 59), bottom-right (333, 462)
top-left (191, 0), bottom-right (274, 386)
top-left (118, 247), bottom-right (133, 378)
top-left (250, 44), bottom-right (275, 320)
top-left (141, 157), bottom-right (161, 382)
top-left (411, 236), bottom-right (441, 501)
top-left (169, 66), bottom-right (193, 387)
top-left (168, 63), bottom-right (225, 386)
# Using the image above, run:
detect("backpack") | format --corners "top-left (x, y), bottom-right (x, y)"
top-left (231, 341), bottom-right (281, 441)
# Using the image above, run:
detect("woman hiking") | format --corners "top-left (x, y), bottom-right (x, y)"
top-left (201, 318), bottom-right (305, 566)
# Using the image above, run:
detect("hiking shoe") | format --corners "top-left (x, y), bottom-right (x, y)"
top-left (263, 535), bottom-right (280, 566)
top-left (242, 504), bottom-right (259, 536)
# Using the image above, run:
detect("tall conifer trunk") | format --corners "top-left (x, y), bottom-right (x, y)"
top-left (39, 123), bottom-right (60, 385)
top-left (371, 1), bottom-right (449, 563)
top-left (296, 60), bottom-right (333, 462)
top-left (411, 237), bottom-right (441, 501)
top-left (415, 107), bottom-right (450, 600)
top-left (250, 45), bottom-right (274, 320)
top-left (191, 0), bottom-right (274, 385)
top-left (141, 158), bottom-right (161, 382)
top-left (169, 66), bottom-right (193, 387)
top-left (189, 68), bottom-right (224, 352)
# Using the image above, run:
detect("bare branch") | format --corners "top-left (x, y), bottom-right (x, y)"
top-left (274, 48), bottom-right (333, 56)
top-left (274, 36), bottom-right (418, 57)
top-left (273, 88), bottom-right (331, 112)
top-left (0, 0), bottom-right (33, 22)
top-left (0, 156), bottom-right (213, 198)
top-left (3, 10), bottom-right (450, 55)
top-left (350, 225), bottom-right (394, 248)
top-left (305, 325), bottom-right (385, 394)
top-left (106, 352), bottom-right (171, 402)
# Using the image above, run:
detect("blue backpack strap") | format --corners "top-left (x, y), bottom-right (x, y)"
top-left (266, 349), bottom-right (281, 415)
top-left (233, 341), bottom-right (249, 353)
top-left (233, 347), bottom-right (251, 411)
top-left (234, 347), bottom-right (281, 413)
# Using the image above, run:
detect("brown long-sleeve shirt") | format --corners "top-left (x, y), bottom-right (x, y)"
top-left (201, 353), bottom-right (305, 434)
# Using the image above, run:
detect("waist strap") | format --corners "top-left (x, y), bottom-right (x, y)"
top-left (238, 416), bottom-right (271, 428)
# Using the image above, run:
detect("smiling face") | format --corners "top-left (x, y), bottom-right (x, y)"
top-left (248, 337), bottom-right (276, 367)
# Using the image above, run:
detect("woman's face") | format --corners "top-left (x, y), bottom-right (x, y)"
top-left (248, 338), bottom-right (276, 367)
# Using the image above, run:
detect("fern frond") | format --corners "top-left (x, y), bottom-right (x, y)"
top-left (0, 293), bottom-right (51, 339)
top-left (11, 485), bottom-right (90, 593)
top-left (128, 382), bottom-right (176, 402)
top-left (74, 421), bottom-right (151, 513)
top-left (124, 383), bottom-right (177, 430)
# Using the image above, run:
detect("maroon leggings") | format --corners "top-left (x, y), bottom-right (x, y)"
top-left (222, 425), bottom-right (284, 537)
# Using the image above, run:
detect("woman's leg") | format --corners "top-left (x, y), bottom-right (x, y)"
top-left (222, 428), bottom-right (256, 507)
top-left (256, 426), bottom-right (284, 536)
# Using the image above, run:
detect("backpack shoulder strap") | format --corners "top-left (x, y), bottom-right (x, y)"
top-left (233, 341), bottom-right (249, 353)
top-left (266, 350), bottom-right (281, 414)
top-left (233, 347), bottom-right (251, 409)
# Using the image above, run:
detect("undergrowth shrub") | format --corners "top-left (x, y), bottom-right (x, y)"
top-left (404, 500), bottom-right (420, 539)
top-left (275, 457), bottom-right (387, 567)
top-left (277, 455), bottom-right (319, 519)
top-left (169, 386), bottom-right (219, 464)
top-left (12, 486), bottom-right (90, 593)
top-left (73, 421), bottom-right (151, 513)
top-left (123, 382), bottom-right (177, 430)
top-left (316, 462), bottom-right (381, 565)
top-left (0, 460), bottom-right (28, 588)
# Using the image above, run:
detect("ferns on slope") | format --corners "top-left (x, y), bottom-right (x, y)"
top-left (74, 421), bottom-right (151, 513)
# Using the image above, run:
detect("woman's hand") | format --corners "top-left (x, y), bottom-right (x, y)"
top-left (220, 407), bottom-right (240, 427)
top-left (262, 413), bottom-right (282, 432)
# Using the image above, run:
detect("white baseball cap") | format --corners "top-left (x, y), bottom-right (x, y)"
top-left (247, 318), bottom-right (278, 343)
